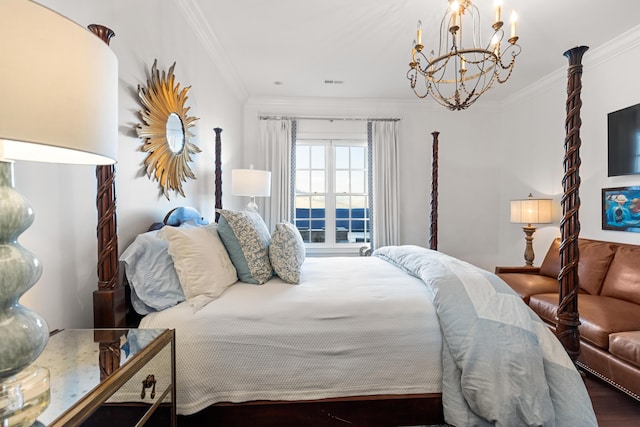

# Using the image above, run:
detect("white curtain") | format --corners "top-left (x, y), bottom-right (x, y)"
top-left (372, 121), bottom-right (400, 248)
top-left (258, 119), bottom-right (292, 232)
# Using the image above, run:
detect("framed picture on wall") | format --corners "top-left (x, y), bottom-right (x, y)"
top-left (602, 186), bottom-right (640, 232)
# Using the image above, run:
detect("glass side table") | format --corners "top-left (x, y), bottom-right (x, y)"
top-left (32, 329), bottom-right (175, 427)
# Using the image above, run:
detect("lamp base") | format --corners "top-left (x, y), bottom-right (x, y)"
top-left (246, 196), bottom-right (259, 212)
top-left (0, 160), bottom-right (49, 378)
top-left (0, 366), bottom-right (50, 426)
top-left (522, 225), bottom-right (537, 266)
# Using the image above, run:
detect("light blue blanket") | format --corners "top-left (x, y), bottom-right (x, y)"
top-left (374, 245), bottom-right (597, 427)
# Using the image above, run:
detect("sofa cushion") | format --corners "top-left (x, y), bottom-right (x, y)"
top-left (537, 238), bottom-right (615, 294)
top-left (529, 293), bottom-right (640, 349)
top-left (609, 331), bottom-right (640, 368)
top-left (577, 240), bottom-right (616, 294)
top-left (539, 238), bottom-right (561, 279)
top-left (600, 245), bottom-right (640, 305)
top-left (496, 273), bottom-right (558, 304)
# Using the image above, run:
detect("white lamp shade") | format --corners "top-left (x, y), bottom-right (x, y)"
top-left (232, 169), bottom-right (271, 197)
top-left (0, 0), bottom-right (118, 165)
top-left (510, 198), bottom-right (553, 224)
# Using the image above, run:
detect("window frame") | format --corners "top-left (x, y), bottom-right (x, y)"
top-left (294, 137), bottom-right (370, 252)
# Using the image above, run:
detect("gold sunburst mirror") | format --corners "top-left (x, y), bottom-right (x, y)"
top-left (137, 59), bottom-right (200, 199)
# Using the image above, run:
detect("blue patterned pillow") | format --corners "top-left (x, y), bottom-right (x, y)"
top-left (216, 209), bottom-right (273, 285)
top-left (269, 222), bottom-right (305, 284)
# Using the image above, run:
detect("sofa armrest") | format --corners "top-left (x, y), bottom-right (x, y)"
top-left (494, 266), bottom-right (541, 275)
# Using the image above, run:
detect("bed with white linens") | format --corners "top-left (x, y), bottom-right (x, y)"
top-left (116, 208), bottom-right (596, 426)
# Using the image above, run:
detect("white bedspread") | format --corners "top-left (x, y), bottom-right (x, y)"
top-left (140, 256), bottom-right (442, 415)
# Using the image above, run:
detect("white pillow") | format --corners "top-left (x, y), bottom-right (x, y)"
top-left (157, 223), bottom-right (237, 311)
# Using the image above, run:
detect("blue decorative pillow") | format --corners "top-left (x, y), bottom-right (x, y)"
top-left (120, 230), bottom-right (185, 314)
top-left (269, 222), bottom-right (305, 284)
top-left (216, 209), bottom-right (272, 285)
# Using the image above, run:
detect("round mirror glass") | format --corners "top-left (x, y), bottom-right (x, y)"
top-left (166, 113), bottom-right (185, 153)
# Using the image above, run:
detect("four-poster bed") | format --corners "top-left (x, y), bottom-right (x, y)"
top-left (91, 47), bottom-right (593, 426)
top-left (430, 131), bottom-right (439, 251)
top-left (557, 45), bottom-right (589, 360)
top-left (89, 24), bottom-right (125, 331)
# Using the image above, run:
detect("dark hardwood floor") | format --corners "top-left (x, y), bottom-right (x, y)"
top-left (584, 374), bottom-right (640, 426)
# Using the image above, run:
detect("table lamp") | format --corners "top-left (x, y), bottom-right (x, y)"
top-left (510, 193), bottom-right (553, 266)
top-left (232, 166), bottom-right (272, 211)
top-left (0, 0), bottom-right (118, 424)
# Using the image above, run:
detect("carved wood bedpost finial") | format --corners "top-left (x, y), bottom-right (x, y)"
top-left (87, 24), bottom-right (115, 45)
top-left (557, 45), bottom-right (589, 362)
top-left (214, 128), bottom-right (223, 223)
top-left (430, 131), bottom-right (439, 251)
top-left (88, 24), bottom-right (124, 328)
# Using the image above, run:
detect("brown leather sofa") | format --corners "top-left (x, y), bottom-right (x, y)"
top-left (495, 237), bottom-right (640, 400)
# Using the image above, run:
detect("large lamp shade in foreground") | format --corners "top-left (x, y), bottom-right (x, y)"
top-left (0, 0), bottom-right (118, 424)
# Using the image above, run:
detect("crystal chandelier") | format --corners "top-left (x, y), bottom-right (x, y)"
top-left (407, 0), bottom-right (521, 110)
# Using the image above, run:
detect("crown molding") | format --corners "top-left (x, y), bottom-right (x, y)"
top-left (505, 24), bottom-right (640, 105)
top-left (175, 0), bottom-right (249, 102)
top-left (245, 96), bottom-right (501, 117)
top-left (586, 23), bottom-right (640, 70)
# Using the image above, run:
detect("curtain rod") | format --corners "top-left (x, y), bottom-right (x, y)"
top-left (259, 115), bottom-right (400, 122)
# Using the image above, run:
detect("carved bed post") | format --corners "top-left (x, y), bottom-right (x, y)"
top-left (557, 46), bottom-right (589, 362)
top-left (430, 131), bottom-right (439, 251)
top-left (214, 128), bottom-right (223, 223)
top-left (88, 24), bottom-right (124, 329)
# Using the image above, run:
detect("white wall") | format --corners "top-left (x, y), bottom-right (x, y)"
top-left (20, 0), bottom-right (245, 330)
top-left (498, 28), bottom-right (640, 266)
top-left (17, 2), bottom-right (640, 330)
top-left (243, 97), bottom-right (503, 270)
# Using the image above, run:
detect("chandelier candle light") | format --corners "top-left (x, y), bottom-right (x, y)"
top-left (408, 0), bottom-right (521, 110)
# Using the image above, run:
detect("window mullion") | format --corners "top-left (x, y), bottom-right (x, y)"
top-left (325, 141), bottom-right (336, 245)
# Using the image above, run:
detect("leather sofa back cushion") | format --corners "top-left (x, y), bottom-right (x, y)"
top-left (539, 238), bottom-right (615, 294)
top-left (539, 238), bottom-right (561, 279)
top-left (577, 240), bottom-right (616, 294)
top-left (601, 245), bottom-right (640, 304)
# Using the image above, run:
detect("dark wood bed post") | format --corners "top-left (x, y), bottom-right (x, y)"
top-left (557, 45), bottom-right (589, 362)
top-left (214, 128), bottom-right (223, 223)
top-left (88, 25), bottom-right (124, 330)
top-left (430, 131), bottom-right (439, 251)
top-left (88, 24), bottom-right (124, 379)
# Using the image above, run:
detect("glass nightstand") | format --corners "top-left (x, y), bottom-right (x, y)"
top-left (33, 329), bottom-right (175, 427)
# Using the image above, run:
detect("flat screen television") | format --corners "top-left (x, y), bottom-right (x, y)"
top-left (608, 103), bottom-right (640, 176)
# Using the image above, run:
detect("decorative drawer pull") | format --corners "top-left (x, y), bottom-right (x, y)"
top-left (141, 374), bottom-right (156, 399)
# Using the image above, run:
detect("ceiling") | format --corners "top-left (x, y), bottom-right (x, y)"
top-left (190, 0), bottom-right (640, 102)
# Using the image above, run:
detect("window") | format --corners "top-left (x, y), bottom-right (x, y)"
top-left (294, 140), bottom-right (370, 247)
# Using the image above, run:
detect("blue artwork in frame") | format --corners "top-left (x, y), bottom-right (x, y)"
top-left (602, 186), bottom-right (640, 232)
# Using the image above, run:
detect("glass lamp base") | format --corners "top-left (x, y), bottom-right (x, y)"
top-left (0, 366), bottom-right (50, 427)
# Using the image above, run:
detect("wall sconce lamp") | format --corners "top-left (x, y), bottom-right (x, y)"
top-left (0, 0), bottom-right (118, 423)
top-left (510, 194), bottom-right (553, 266)
top-left (231, 166), bottom-right (271, 211)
